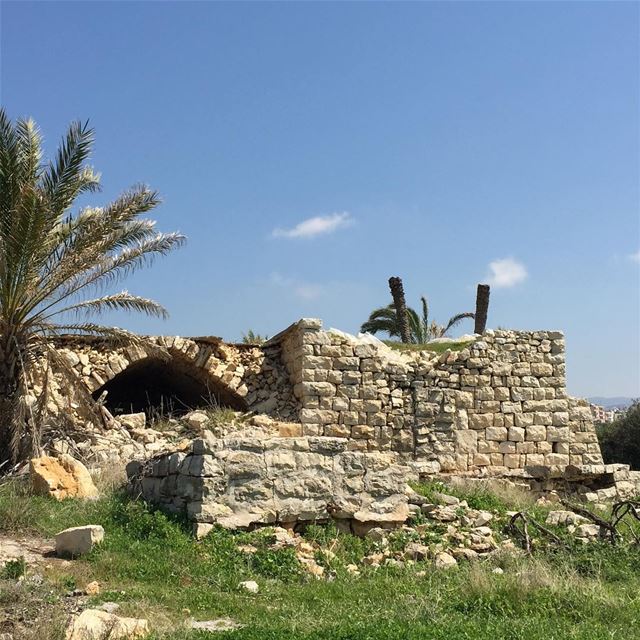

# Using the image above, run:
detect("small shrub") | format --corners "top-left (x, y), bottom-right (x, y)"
top-left (1, 557), bottom-right (26, 580)
top-left (250, 547), bottom-right (302, 581)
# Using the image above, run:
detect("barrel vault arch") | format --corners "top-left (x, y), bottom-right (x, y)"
top-left (56, 336), bottom-right (252, 420)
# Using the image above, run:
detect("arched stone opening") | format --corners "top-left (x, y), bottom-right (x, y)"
top-left (92, 356), bottom-right (246, 419)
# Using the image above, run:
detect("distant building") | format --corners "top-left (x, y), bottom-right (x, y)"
top-left (590, 403), bottom-right (623, 423)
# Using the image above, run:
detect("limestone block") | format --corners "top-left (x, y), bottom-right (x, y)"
top-left (184, 411), bottom-right (210, 432)
top-left (512, 363), bottom-right (531, 376)
top-left (224, 451), bottom-right (265, 479)
top-left (325, 424), bottom-right (350, 438)
top-left (335, 357), bottom-right (360, 371)
top-left (478, 440), bottom-right (499, 454)
top-left (525, 426), bottom-right (546, 442)
top-left (469, 414), bottom-right (493, 430)
top-left (65, 609), bottom-right (149, 640)
top-left (455, 430), bottom-right (478, 453)
top-left (56, 525), bottom-right (104, 557)
top-left (498, 441), bottom-right (516, 454)
top-left (504, 454), bottom-right (521, 468)
top-left (501, 402), bottom-right (522, 414)
top-left (30, 455), bottom-right (98, 501)
top-left (485, 427), bottom-right (508, 441)
top-left (300, 408), bottom-right (336, 424)
top-left (119, 413), bottom-right (147, 430)
top-left (508, 427), bottom-right (525, 442)
top-left (494, 387), bottom-right (510, 401)
top-left (491, 363), bottom-right (513, 376)
top-left (546, 427), bottom-right (570, 442)
top-left (278, 423), bottom-right (303, 438)
top-left (545, 454), bottom-right (569, 466)
top-left (531, 363), bottom-right (554, 376)
top-left (434, 552), bottom-right (457, 569)
top-left (477, 401), bottom-right (500, 413)
top-left (352, 425), bottom-right (375, 439)
top-left (552, 412), bottom-right (570, 426)
top-left (514, 413), bottom-right (534, 428)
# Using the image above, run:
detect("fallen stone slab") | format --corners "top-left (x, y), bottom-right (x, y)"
top-left (191, 618), bottom-right (243, 632)
top-left (30, 454), bottom-right (98, 501)
top-left (56, 525), bottom-right (104, 557)
top-left (65, 608), bottom-right (148, 639)
top-left (545, 510), bottom-right (588, 527)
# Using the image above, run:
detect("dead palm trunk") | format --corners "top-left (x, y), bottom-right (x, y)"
top-left (474, 284), bottom-right (490, 334)
top-left (388, 276), bottom-right (411, 343)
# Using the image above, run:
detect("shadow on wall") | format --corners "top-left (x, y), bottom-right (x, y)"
top-left (92, 356), bottom-right (247, 419)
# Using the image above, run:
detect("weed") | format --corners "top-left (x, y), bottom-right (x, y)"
top-left (1, 556), bottom-right (26, 579)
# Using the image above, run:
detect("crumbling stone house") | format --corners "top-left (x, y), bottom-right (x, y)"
top-left (41, 319), bottom-right (639, 532)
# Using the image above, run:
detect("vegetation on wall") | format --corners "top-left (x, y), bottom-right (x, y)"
top-left (241, 330), bottom-right (269, 345)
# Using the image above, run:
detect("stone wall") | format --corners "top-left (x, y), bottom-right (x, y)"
top-left (127, 431), bottom-right (415, 535)
top-left (272, 320), bottom-right (602, 474)
top-left (46, 318), bottom-right (603, 477)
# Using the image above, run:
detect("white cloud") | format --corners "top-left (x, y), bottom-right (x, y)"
top-left (272, 212), bottom-right (353, 239)
top-left (629, 250), bottom-right (640, 264)
top-left (269, 273), bottom-right (323, 300)
top-left (485, 257), bottom-right (528, 289)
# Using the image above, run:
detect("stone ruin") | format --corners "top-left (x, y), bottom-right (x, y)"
top-left (39, 318), bottom-right (640, 532)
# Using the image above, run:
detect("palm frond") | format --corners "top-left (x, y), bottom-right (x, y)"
top-left (41, 291), bottom-right (168, 321)
top-left (441, 312), bottom-right (475, 336)
top-left (40, 119), bottom-right (100, 218)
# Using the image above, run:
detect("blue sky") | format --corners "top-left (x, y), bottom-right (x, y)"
top-left (1, 1), bottom-right (638, 398)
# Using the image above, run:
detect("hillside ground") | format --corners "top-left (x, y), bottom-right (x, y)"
top-left (0, 475), bottom-right (638, 640)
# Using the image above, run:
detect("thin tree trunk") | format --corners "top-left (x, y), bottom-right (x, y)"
top-left (0, 326), bottom-right (28, 467)
top-left (388, 276), bottom-right (412, 343)
top-left (474, 284), bottom-right (490, 334)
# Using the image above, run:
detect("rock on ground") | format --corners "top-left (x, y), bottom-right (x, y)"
top-left (65, 608), bottom-right (149, 640)
top-left (239, 580), bottom-right (259, 593)
top-left (30, 454), bottom-right (98, 501)
top-left (434, 552), bottom-right (457, 569)
top-left (55, 525), bottom-right (104, 557)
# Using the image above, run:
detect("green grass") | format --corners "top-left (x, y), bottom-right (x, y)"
top-left (383, 340), bottom-right (474, 354)
top-left (1, 479), bottom-right (639, 639)
top-left (411, 479), bottom-right (527, 514)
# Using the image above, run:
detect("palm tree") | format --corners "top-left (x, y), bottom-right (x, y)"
top-left (361, 296), bottom-right (474, 344)
top-left (0, 110), bottom-right (185, 467)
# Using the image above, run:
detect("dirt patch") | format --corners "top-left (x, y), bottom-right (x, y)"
top-left (0, 534), bottom-right (55, 569)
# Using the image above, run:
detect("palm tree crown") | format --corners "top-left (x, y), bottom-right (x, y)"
top-left (0, 110), bottom-right (185, 465)
top-left (361, 296), bottom-right (474, 344)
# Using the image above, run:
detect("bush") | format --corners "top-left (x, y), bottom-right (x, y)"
top-left (597, 401), bottom-right (640, 469)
